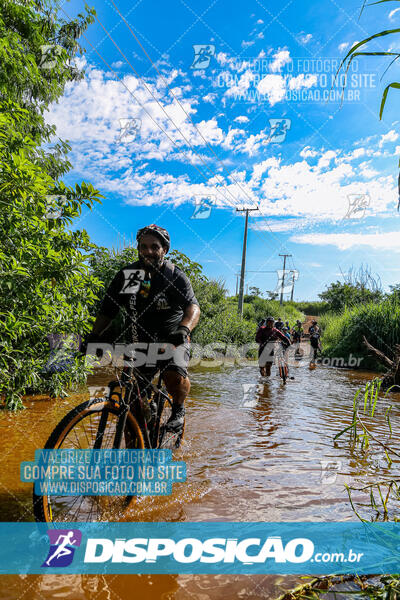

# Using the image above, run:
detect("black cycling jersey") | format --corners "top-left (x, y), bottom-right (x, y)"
top-left (99, 259), bottom-right (199, 343)
top-left (309, 326), bottom-right (321, 348)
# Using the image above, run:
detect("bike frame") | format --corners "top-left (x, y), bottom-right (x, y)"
top-left (94, 363), bottom-right (172, 450)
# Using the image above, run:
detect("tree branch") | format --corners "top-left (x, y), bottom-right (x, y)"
top-left (362, 336), bottom-right (394, 369)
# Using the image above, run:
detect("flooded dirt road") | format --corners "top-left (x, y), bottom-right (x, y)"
top-left (1, 360), bottom-right (399, 599)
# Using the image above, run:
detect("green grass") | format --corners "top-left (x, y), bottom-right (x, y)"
top-left (290, 300), bottom-right (330, 315)
top-left (319, 299), bottom-right (400, 370)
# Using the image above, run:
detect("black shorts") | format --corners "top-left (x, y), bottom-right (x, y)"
top-left (136, 341), bottom-right (191, 385)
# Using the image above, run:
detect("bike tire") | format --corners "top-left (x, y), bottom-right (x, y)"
top-left (33, 397), bottom-right (145, 523)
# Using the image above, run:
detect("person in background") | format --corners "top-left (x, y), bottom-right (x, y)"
top-left (309, 320), bottom-right (321, 363)
top-left (256, 316), bottom-right (290, 377)
top-left (275, 317), bottom-right (284, 331)
top-left (292, 320), bottom-right (303, 344)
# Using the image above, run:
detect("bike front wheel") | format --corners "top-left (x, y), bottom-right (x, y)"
top-left (33, 398), bottom-right (145, 523)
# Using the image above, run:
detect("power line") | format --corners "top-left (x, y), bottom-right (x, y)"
top-left (61, 5), bottom-right (295, 270)
top-left (95, 4), bottom-right (294, 249)
top-left (108, 0), bottom-right (267, 215)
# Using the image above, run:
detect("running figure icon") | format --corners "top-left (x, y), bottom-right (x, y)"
top-left (42, 529), bottom-right (82, 567)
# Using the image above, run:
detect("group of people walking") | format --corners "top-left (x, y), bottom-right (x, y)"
top-left (255, 317), bottom-right (322, 377)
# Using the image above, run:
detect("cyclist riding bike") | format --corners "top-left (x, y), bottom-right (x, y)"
top-left (84, 224), bottom-right (200, 437)
top-left (256, 316), bottom-right (291, 377)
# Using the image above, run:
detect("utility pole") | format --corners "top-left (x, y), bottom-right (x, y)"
top-left (279, 253), bottom-right (292, 305)
top-left (237, 207), bottom-right (259, 315)
top-left (290, 270), bottom-right (295, 301)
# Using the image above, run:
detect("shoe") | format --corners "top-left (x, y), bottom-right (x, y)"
top-left (165, 405), bottom-right (185, 433)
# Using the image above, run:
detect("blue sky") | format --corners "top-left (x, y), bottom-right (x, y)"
top-left (48, 0), bottom-right (400, 299)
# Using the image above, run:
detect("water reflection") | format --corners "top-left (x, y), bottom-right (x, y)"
top-left (1, 363), bottom-right (400, 598)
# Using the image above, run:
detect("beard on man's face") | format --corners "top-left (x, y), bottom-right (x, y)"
top-left (138, 252), bottom-right (164, 270)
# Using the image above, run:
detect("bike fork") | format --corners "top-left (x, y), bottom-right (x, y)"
top-left (113, 406), bottom-right (129, 449)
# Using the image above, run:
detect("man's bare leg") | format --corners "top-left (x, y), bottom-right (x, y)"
top-left (162, 370), bottom-right (189, 406)
top-left (161, 369), bottom-right (188, 432)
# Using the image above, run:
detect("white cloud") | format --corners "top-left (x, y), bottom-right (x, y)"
top-left (251, 217), bottom-right (309, 232)
top-left (291, 232), bottom-right (400, 251)
top-left (111, 60), bottom-right (124, 69)
top-left (317, 150), bottom-right (337, 169)
top-left (359, 161), bottom-right (379, 178)
top-left (299, 33), bottom-right (313, 45)
top-left (338, 42), bottom-right (350, 53)
top-left (203, 93), bottom-right (217, 103)
top-left (224, 69), bottom-right (255, 98)
top-left (257, 19), bottom-right (264, 24)
top-left (288, 73), bottom-right (318, 90)
top-left (45, 58), bottom-right (398, 219)
top-left (234, 115), bottom-right (250, 123)
top-left (254, 156), bottom-right (394, 219)
top-left (348, 148), bottom-right (366, 160)
top-left (389, 7), bottom-right (400, 19)
top-left (241, 39), bottom-right (255, 49)
top-left (215, 52), bottom-right (229, 66)
top-left (269, 50), bottom-right (291, 73)
top-left (251, 158), bottom-right (280, 182)
top-left (300, 146), bottom-right (318, 158)
top-left (257, 74), bottom-right (286, 105)
top-left (379, 129), bottom-right (399, 147)
top-left (221, 128), bottom-right (246, 150)
top-left (237, 131), bottom-right (270, 156)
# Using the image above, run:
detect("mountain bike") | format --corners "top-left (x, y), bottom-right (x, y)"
top-left (32, 360), bottom-right (185, 523)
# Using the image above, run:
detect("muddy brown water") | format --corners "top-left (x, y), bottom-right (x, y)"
top-left (1, 359), bottom-right (399, 599)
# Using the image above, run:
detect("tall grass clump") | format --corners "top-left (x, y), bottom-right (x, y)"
top-left (320, 298), bottom-right (400, 370)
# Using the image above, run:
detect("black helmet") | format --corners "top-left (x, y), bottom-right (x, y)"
top-left (136, 224), bottom-right (170, 252)
top-left (266, 316), bottom-right (275, 323)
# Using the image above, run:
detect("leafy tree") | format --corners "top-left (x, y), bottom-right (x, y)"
top-left (0, 1), bottom-right (102, 409)
top-left (249, 286), bottom-right (262, 297)
top-left (387, 284), bottom-right (400, 303)
top-left (319, 281), bottom-right (383, 312)
top-left (266, 290), bottom-right (279, 300)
